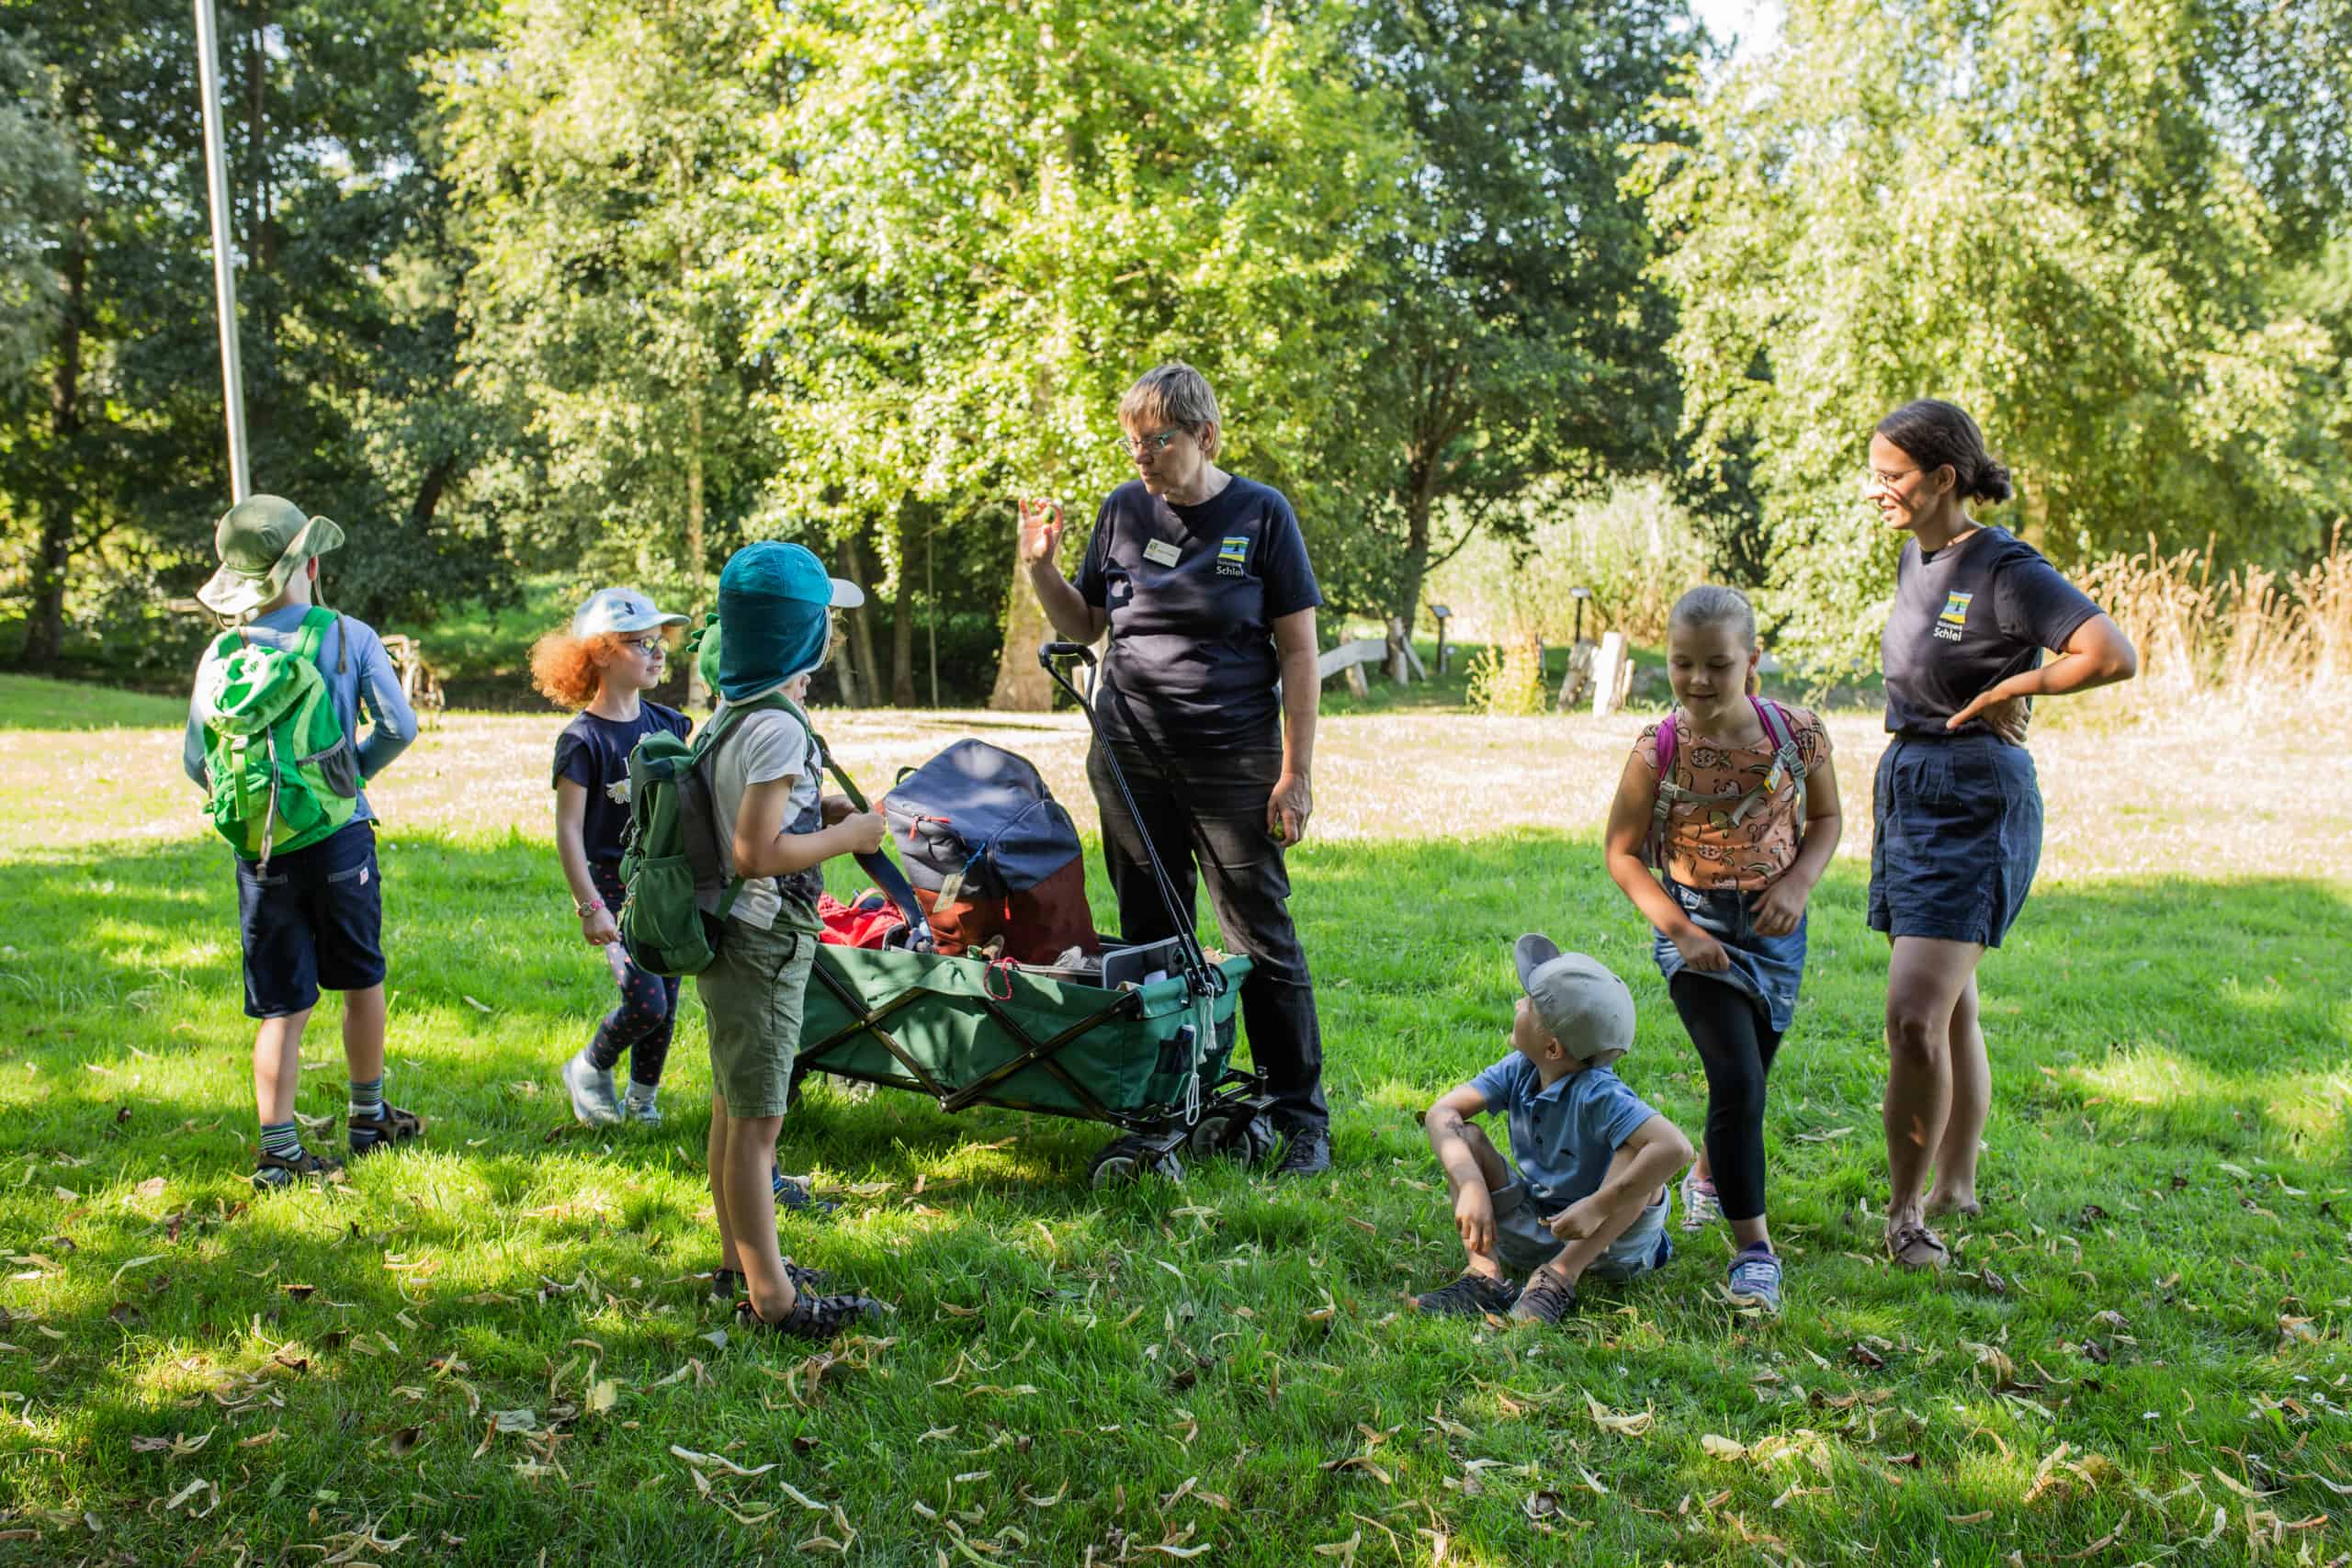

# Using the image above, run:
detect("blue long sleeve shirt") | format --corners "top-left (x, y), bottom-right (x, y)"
top-left (183, 604), bottom-right (420, 822)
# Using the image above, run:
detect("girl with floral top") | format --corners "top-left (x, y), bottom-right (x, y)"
top-left (1602, 586), bottom-right (1844, 1314)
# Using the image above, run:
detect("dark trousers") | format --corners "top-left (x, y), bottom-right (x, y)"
top-left (588, 864), bottom-right (679, 1088)
top-left (1668, 970), bottom-right (1784, 1224)
top-left (1086, 739), bottom-right (1327, 1133)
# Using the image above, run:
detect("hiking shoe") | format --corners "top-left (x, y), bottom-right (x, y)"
top-left (1727, 1247), bottom-right (1782, 1314)
top-left (774, 1169), bottom-right (837, 1217)
top-left (709, 1260), bottom-right (833, 1301)
top-left (1680, 1170), bottom-right (1722, 1232)
top-left (347, 1103), bottom-right (422, 1157)
top-left (253, 1146), bottom-right (345, 1190)
top-left (621, 1094), bottom-right (662, 1128)
top-left (1509, 1273), bottom-right (1577, 1325)
top-left (1411, 1272), bottom-right (1521, 1317)
top-left (735, 1291), bottom-right (883, 1342)
top-left (1271, 1125), bottom-right (1331, 1180)
top-left (561, 1052), bottom-right (624, 1126)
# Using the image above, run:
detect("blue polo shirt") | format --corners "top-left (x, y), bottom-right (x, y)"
top-left (1075, 475), bottom-right (1321, 751)
top-left (1466, 1054), bottom-right (1660, 1213)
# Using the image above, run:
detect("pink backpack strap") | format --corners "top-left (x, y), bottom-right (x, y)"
top-left (1644, 714), bottom-right (1679, 867)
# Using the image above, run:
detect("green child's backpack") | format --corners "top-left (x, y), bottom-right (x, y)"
top-left (196, 606), bottom-right (361, 867)
top-left (616, 694), bottom-right (808, 977)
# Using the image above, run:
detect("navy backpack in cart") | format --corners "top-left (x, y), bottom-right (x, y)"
top-left (884, 739), bottom-right (1098, 964)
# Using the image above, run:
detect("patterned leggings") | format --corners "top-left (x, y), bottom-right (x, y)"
top-left (586, 867), bottom-right (678, 1089)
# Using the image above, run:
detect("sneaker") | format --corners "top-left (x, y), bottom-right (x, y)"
top-left (561, 1052), bottom-right (624, 1126)
top-left (346, 1103), bottom-right (422, 1157)
top-left (1509, 1272), bottom-right (1577, 1325)
top-left (708, 1260), bottom-right (832, 1301)
top-left (253, 1146), bottom-right (345, 1190)
top-left (621, 1094), bottom-right (662, 1128)
top-left (1270, 1125), bottom-right (1331, 1180)
top-left (773, 1169), bottom-right (838, 1217)
top-left (734, 1292), bottom-right (883, 1342)
top-left (1727, 1247), bottom-right (1782, 1314)
top-left (1680, 1170), bottom-right (1722, 1232)
top-left (1411, 1271), bottom-right (1521, 1317)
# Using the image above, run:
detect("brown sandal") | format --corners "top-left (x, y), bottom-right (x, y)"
top-left (1886, 1222), bottom-right (1950, 1271)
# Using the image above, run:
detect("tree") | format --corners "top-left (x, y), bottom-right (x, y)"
top-left (744, 0), bottom-right (1404, 708)
top-left (1342, 0), bottom-right (1694, 636)
top-left (1641, 0), bottom-right (2352, 671)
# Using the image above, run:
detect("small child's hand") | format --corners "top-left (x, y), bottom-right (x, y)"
top-left (1750, 878), bottom-right (1808, 937)
top-left (820, 793), bottom-right (855, 827)
top-left (841, 808), bottom-right (888, 856)
top-left (1546, 1196), bottom-right (1606, 1243)
top-left (1454, 1187), bottom-right (1497, 1256)
top-left (582, 908), bottom-right (619, 947)
top-left (1671, 926), bottom-right (1731, 972)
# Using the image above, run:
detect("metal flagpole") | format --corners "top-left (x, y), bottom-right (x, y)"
top-left (194, 0), bottom-right (250, 502)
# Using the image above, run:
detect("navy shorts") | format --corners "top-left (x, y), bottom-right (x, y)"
top-left (234, 819), bottom-right (386, 1019)
top-left (1868, 734), bottom-right (2042, 948)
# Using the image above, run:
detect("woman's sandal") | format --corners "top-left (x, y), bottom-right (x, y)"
top-left (1886, 1222), bottom-right (1950, 1271)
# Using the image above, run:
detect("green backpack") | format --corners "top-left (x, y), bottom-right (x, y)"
top-left (616, 694), bottom-right (810, 977)
top-left (196, 607), bottom-right (361, 867)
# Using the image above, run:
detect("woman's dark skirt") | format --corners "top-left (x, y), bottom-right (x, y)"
top-left (1868, 732), bottom-right (2044, 948)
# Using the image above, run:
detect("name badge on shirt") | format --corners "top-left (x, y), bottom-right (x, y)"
top-left (1143, 537), bottom-right (1182, 568)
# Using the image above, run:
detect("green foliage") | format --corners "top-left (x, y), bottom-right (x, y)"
top-left (1432, 479), bottom-right (1712, 649)
top-left (1642, 0), bottom-right (2352, 672)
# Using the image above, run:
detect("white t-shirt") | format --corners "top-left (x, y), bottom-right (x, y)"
top-left (696, 705), bottom-right (823, 931)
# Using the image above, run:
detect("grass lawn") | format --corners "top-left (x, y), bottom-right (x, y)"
top-left (0, 690), bottom-right (2346, 1565)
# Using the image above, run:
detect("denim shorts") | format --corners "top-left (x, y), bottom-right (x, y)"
top-left (1650, 879), bottom-right (1807, 1033)
top-left (233, 819), bottom-right (385, 1020)
top-left (1869, 734), bottom-right (2044, 948)
top-left (1493, 1172), bottom-right (1674, 1280)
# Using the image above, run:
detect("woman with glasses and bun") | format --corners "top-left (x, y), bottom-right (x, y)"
top-left (1018, 361), bottom-right (1333, 1179)
top-left (1862, 400), bottom-right (2137, 1270)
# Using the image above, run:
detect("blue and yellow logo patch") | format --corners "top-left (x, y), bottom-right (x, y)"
top-left (1216, 535), bottom-right (1251, 577)
top-left (1939, 591), bottom-right (1973, 626)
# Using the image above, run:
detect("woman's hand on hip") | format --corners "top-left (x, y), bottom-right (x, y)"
top-left (1948, 685), bottom-right (2030, 743)
top-left (1016, 500), bottom-right (1065, 568)
top-left (1268, 770), bottom-right (1312, 846)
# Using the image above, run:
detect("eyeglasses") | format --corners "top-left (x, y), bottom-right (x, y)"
top-left (620, 635), bottom-right (667, 656)
top-left (1860, 465), bottom-right (1922, 494)
top-left (1111, 428), bottom-right (1185, 457)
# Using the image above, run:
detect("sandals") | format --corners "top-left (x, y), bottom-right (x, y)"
top-left (348, 1103), bottom-right (423, 1157)
top-left (733, 1292), bottom-right (883, 1342)
top-left (1886, 1221), bottom-right (1950, 1271)
top-left (253, 1146), bottom-right (345, 1190)
top-left (708, 1260), bottom-right (831, 1301)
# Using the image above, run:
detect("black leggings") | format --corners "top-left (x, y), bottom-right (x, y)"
top-left (1668, 970), bottom-right (1784, 1224)
top-left (587, 866), bottom-right (679, 1089)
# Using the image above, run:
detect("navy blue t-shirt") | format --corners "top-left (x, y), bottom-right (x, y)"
top-left (551, 703), bottom-right (692, 866)
top-left (1075, 476), bottom-right (1322, 750)
top-left (1881, 526), bottom-right (2101, 739)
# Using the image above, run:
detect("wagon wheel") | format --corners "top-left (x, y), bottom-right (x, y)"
top-left (1185, 1106), bottom-right (1277, 1166)
top-left (1088, 1136), bottom-right (1184, 1190)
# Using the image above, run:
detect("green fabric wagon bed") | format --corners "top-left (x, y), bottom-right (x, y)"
top-left (794, 944), bottom-right (1270, 1185)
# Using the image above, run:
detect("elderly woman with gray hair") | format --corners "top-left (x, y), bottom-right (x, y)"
top-left (1019, 361), bottom-right (1332, 1178)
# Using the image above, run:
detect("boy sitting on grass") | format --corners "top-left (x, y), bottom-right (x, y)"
top-left (1415, 937), bottom-right (1693, 1324)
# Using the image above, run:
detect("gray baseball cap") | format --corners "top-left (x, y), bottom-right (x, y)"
top-left (1514, 935), bottom-right (1635, 1063)
top-left (571, 586), bottom-right (689, 638)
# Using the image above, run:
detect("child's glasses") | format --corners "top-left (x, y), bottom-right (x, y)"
top-left (621, 635), bottom-right (667, 657)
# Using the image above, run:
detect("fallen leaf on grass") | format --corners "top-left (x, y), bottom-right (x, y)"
top-left (1313, 1529), bottom-right (1362, 1562)
top-left (670, 1445), bottom-right (775, 1478)
top-left (1319, 1456), bottom-right (1393, 1484)
top-left (389, 1426), bottom-right (425, 1457)
top-left (1849, 1344), bottom-right (1887, 1371)
top-left (586, 1380), bottom-right (618, 1415)
top-left (1702, 1435), bottom-right (1748, 1461)
top-left (1585, 1393), bottom-right (1655, 1437)
top-left (462, 995), bottom-right (493, 1014)
top-left (108, 1255), bottom-right (164, 1286)
top-left (1794, 1126), bottom-right (1853, 1143)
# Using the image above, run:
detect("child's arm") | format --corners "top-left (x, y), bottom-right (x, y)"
top-left (1424, 1084), bottom-right (1498, 1256)
top-left (1601, 751), bottom-right (1728, 972)
top-left (1753, 752), bottom-right (1843, 936)
top-left (553, 781), bottom-right (616, 945)
top-left (351, 623), bottom-right (420, 780)
top-left (1545, 1112), bottom-right (1694, 1244)
top-left (730, 774), bottom-right (887, 878)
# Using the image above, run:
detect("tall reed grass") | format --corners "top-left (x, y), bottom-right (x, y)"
top-left (2075, 526), bottom-right (2352, 697)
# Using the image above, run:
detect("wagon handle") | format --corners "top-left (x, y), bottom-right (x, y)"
top-left (1037, 641), bottom-right (1220, 1000)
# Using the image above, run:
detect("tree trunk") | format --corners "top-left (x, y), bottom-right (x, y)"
top-left (1393, 481), bottom-right (1436, 642)
top-left (842, 531), bottom-right (882, 705)
top-left (988, 542), bottom-right (1055, 711)
top-left (683, 393), bottom-right (708, 706)
top-left (17, 226), bottom-right (87, 671)
top-left (890, 503), bottom-right (917, 706)
top-left (834, 539), bottom-right (870, 706)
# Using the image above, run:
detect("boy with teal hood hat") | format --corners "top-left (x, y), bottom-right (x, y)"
top-left (691, 541), bottom-right (890, 1341)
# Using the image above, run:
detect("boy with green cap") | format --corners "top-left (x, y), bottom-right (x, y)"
top-left (182, 495), bottom-right (423, 1188)
top-left (695, 540), bottom-right (890, 1339)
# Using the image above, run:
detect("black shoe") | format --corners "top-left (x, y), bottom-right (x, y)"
top-left (348, 1103), bottom-right (423, 1158)
top-left (773, 1168), bottom-right (837, 1217)
top-left (734, 1292), bottom-right (883, 1342)
top-left (253, 1146), bottom-right (345, 1190)
top-left (1412, 1271), bottom-right (1521, 1317)
top-left (1271, 1125), bottom-right (1331, 1179)
top-left (708, 1260), bottom-right (831, 1301)
top-left (1509, 1273), bottom-right (1577, 1325)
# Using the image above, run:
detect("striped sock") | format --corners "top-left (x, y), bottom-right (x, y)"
top-left (259, 1121), bottom-right (304, 1162)
top-left (348, 1076), bottom-right (384, 1122)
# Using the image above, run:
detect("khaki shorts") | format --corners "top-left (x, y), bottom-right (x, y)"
top-left (1493, 1171), bottom-right (1673, 1280)
top-left (694, 919), bottom-right (814, 1118)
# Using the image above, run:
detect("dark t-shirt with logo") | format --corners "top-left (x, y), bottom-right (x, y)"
top-left (551, 703), bottom-right (692, 866)
top-left (1881, 525), bottom-right (2100, 738)
top-left (1076, 476), bottom-right (1322, 750)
